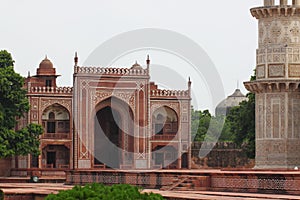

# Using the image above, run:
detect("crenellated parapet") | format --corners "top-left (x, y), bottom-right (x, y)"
top-left (29, 86), bottom-right (73, 94)
top-left (74, 66), bottom-right (148, 77)
top-left (150, 89), bottom-right (190, 99)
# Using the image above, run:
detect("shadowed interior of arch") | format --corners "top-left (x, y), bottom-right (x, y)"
top-left (94, 106), bottom-right (121, 169)
top-left (93, 97), bottom-right (135, 169)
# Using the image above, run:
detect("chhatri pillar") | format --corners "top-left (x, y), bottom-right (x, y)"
top-left (245, 1), bottom-right (300, 169)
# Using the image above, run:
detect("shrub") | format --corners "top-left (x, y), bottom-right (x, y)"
top-left (45, 183), bottom-right (164, 200)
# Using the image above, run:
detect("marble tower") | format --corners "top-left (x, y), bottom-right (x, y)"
top-left (245, 0), bottom-right (300, 168)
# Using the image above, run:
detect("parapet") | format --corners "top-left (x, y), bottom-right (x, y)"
top-left (264, 0), bottom-right (300, 6)
top-left (29, 86), bottom-right (73, 94)
top-left (74, 66), bottom-right (148, 77)
top-left (252, 0), bottom-right (300, 19)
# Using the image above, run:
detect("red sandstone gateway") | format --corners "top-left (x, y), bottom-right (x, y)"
top-left (8, 54), bottom-right (192, 178)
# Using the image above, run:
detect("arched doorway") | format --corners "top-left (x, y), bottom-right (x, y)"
top-left (42, 145), bottom-right (70, 168)
top-left (152, 145), bottom-right (178, 169)
top-left (94, 97), bottom-right (134, 169)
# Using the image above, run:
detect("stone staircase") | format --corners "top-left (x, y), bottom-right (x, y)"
top-left (160, 175), bottom-right (210, 191)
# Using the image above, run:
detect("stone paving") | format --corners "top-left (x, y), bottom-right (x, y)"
top-left (2, 183), bottom-right (300, 199)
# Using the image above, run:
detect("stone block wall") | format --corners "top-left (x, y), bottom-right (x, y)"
top-left (0, 158), bottom-right (11, 176)
top-left (191, 142), bottom-right (254, 168)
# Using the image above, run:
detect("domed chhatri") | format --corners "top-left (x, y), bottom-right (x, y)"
top-left (131, 61), bottom-right (143, 70)
top-left (39, 56), bottom-right (54, 69)
top-left (36, 56), bottom-right (57, 76)
top-left (215, 89), bottom-right (247, 116)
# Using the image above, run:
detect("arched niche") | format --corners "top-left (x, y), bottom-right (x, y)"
top-left (152, 106), bottom-right (179, 135)
top-left (42, 104), bottom-right (70, 137)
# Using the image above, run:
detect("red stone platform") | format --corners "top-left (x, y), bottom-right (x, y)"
top-left (65, 169), bottom-right (300, 195)
top-left (2, 169), bottom-right (300, 199)
top-left (1, 183), bottom-right (300, 200)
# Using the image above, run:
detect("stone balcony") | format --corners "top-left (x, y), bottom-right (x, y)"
top-left (41, 132), bottom-right (71, 140)
top-left (251, 4), bottom-right (300, 19)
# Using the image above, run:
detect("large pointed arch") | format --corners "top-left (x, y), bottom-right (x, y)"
top-left (93, 96), bottom-right (134, 169)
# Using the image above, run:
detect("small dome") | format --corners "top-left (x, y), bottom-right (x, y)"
top-left (215, 89), bottom-right (248, 116)
top-left (39, 56), bottom-right (53, 69)
top-left (36, 56), bottom-right (56, 76)
top-left (131, 61), bottom-right (142, 69)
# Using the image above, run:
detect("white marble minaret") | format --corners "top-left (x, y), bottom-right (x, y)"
top-left (245, 0), bottom-right (300, 169)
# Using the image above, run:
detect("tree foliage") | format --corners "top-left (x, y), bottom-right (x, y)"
top-left (192, 109), bottom-right (230, 142)
top-left (225, 92), bottom-right (255, 158)
top-left (0, 50), bottom-right (14, 69)
top-left (45, 183), bottom-right (165, 200)
top-left (0, 50), bottom-right (43, 158)
top-left (192, 109), bottom-right (212, 141)
top-left (191, 92), bottom-right (255, 158)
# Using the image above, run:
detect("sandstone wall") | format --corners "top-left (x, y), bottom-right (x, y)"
top-left (191, 142), bottom-right (254, 168)
top-left (0, 158), bottom-right (11, 176)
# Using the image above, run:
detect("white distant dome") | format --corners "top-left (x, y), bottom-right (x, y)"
top-left (215, 89), bottom-right (248, 116)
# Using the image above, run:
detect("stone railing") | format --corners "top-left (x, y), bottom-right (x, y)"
top-left (29, 87), bottom-right (73, 94)
top-left (74, 66), bottom-right (148, 76)
top-left (151, 89), bottom-right (189, 97)
top-left (151, 134), bottom-right (178, 141)
top-left (42, 132), bottom-right (71, 139)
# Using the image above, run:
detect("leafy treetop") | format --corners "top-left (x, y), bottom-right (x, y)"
top-left (0, 50), bottom-right (14, 69)
top-left (0, 50), bottom-right (43, 158)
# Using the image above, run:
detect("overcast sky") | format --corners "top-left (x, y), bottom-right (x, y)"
top-left (0, 0), bottom-right (264, 111)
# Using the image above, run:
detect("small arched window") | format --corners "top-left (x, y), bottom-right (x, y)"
top-left (47, 112), bottom-right (56, 133)
top-left (49, 112), bottom-right (55, 120)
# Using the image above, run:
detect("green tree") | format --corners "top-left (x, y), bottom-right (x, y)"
top-left (0, 50), bottom-right (14, 69)
top-left (192, 109), bottom-right (212, 141)
top-left (217, 115), bottom-right (234, 142)
top-left (224, 72), bottom-right (256, 158)
top-left (226, 92), bottom-right (255, 158)
top-left (46, 183), bottom-right (165, 200)
top-left (0, 50), bottom-right (43, 158)
top-left (192, 109), bottom-right (230, 142)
